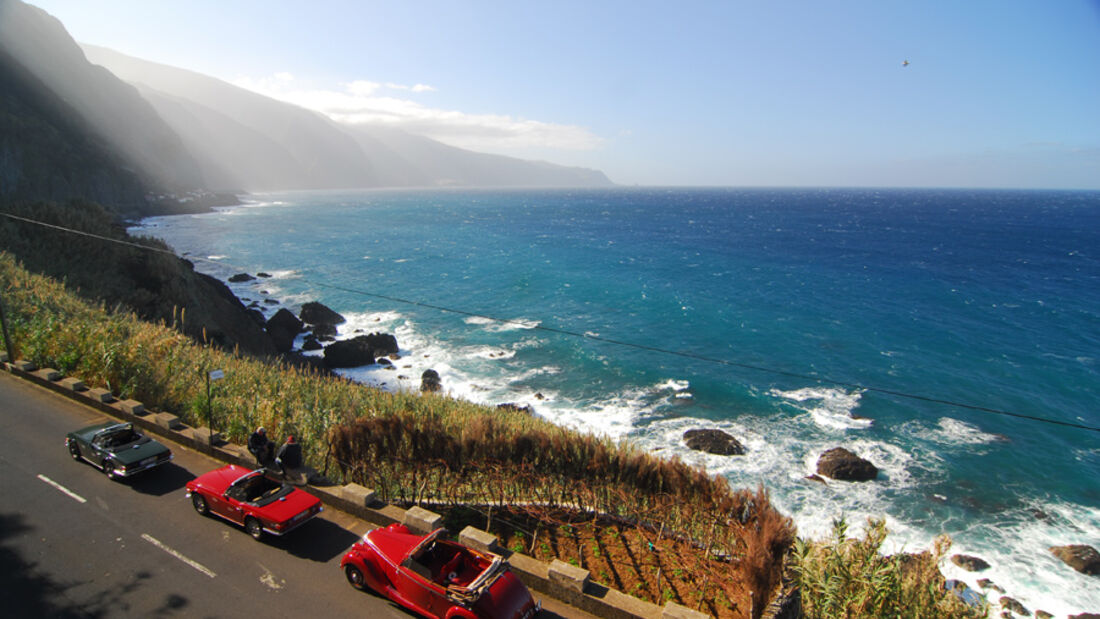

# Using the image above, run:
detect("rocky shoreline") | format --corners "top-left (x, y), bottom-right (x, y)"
top-left (215, 265), bottom-right (1100, 618)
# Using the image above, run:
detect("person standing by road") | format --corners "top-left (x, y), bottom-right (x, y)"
top-left (248, 427), bottom-right (274, 466)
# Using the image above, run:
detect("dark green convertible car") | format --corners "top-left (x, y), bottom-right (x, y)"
top-left (66, 422), bottom-right (172, 480)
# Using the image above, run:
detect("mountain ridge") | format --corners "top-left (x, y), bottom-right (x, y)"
top-left (82, 43), bottom-right (613, 191)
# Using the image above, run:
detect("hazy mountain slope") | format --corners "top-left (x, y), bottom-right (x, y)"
top-left (0, 0), bottom-right (206, 192)
top-left (83, 44), bottom-right (613, 189)
top-left (0, 45), bottom-right (148, 212)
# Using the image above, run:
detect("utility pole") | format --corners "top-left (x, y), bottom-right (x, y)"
top-left (0, 291), bottom-right (15, 365)
top-left (207, 368), bottom-right (224, 446)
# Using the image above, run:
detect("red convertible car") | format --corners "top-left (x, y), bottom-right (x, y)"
top-left (341, 524), bottom-right (540, 619)
top-left (185, 464), bottom-right (322, 540)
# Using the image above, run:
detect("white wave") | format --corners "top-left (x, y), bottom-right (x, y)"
top-left (466, 346), bottom-right (516, 360)
top-left (770, 386), bottom-right (872, 430)
top-left (656, 379), bottom-right (691, 392)
top-left (264, 269), bottom-right (300, 280)
top-left (207, 255), bottom-right (227, 260)
top-left (464, 316), bottom-right (542, 332)
top-left (936, 501), bottom-right (1100, 616)
top-left (932, 417), bottom-right (1003, 446)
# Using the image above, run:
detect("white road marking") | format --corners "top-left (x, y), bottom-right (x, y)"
top-left (37, 474), bottom-right (86, 503)
top-left (141, 533), bottom-right (216, 578)
top-left (258, 563), bottom-right (285, 590)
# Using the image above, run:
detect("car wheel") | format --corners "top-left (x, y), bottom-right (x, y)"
top-left (191, 493), bottom-right (209, 515)
top-left (345, 564), bottom-right (365, 590)
top-left (245, 517), bottom-right (264, 541)
top-left (68, 440), bottom-right (81, 461)
top-left (102, 458), bottom-right (119, 480)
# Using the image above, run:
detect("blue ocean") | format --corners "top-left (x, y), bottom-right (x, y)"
top-left (132, 187), bottom-right (1100, 613)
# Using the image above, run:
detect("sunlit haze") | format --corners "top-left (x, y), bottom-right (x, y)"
top-left (27, 0), bottom-right (1100, 188)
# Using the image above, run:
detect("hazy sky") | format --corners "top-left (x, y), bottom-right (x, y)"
top-left (28, 0), bottom-right (1100, 188)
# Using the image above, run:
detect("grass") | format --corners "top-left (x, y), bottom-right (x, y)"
top-left (792, 517), bottom-right (987, 619)
top-left (0, 250), bottom-right (794, 617)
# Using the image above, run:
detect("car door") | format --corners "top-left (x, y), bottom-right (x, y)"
top-left (217, 480), bottom-right (249, 525)
top-left (88, 432), bottom-right (110, 468)
top-left (396, 558), bottom-right (444, 617)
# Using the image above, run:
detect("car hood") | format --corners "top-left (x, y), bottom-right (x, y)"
top-left (473, 571), bottom-right (537, 618)
top-left (365, 527), bottom-right (422, 563)
top-left (110, 437), bottom-right (170, 464)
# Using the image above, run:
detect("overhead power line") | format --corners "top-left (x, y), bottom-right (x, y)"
top-left (3, 210), bottom-right (1098, 433)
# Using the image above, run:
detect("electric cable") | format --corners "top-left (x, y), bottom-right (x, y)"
top-left (3, 210), bottom-right (1097, 433)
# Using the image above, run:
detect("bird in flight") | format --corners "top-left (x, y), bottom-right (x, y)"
top-left (902, 60), bottom-right (910, 67)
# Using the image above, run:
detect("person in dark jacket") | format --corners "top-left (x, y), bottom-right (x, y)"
top-left (275, 435), bottom-right (302, 475)
top-left (247, 427), bottom-right (274, 466)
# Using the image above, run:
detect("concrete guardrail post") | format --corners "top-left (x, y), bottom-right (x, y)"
top-left (403, 505), bottom-right (443, 534)
top-left (458, 526), bottom-right (502, 553)
top-left (548, 559), bottom-right (589, 593)
top-left (662, 601), bottom-right (710, 619)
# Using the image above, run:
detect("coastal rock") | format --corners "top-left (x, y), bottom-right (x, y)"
top-left (257, 272), bottom-right (272, 278)
top-left (497, 403), bottom-right (532, 415)
top-left (311, 323), bottom-right (338, 339)
top-left (301, 335), bottom-right (322, 351)
top-left (683, 429), bottom-right (745, 456)
top-left (1034, 611), bottom-right (1052, 619)
top-left (300, 301), bottom-right (346, 326)
top-left (377, 357), bottom-right (392, 366)
top-left (266, 308), bottom-right (303, 353)
top-left (362, 332), bottom-right (399, 356)
top-left (999, 596), bottom-right (1029, 616)
top-left (816, 447), bottom-right (878, 482)
top-left (805, 474), bottom-right (826, 485)
top-left (978, 578), bottom-right (1005, 593)
top-left (1070, 614), bottom-right (1100, 619)
top-left (323, 335), bottom-right (376, 368)
top-left (1050, 544), bottom-right (1100, 576)
top-left (228, 272), bottom-right (255, 283)
top-left (246, 308), bottom-right (266, 327)
top-left (951, 554), bottom-right (991, 572)
top-left (263, 298), bottom-right (279, 305)
top-left (421, 369), bottom-right (442, 392)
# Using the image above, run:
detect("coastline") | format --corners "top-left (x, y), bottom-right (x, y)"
top-left (127, 189), bottom-right (1100, 616)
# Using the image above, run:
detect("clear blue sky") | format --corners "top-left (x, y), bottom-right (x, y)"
top-left (28, 0), bottom-right (1100, 188)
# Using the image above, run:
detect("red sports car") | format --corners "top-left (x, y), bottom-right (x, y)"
top-left (185, 464), bottom-right (322, 540)
top-left (341, 524), bottom-right (540, 619)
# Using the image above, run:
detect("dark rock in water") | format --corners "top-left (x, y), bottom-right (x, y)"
top-left (497, 403), bottom-right (532, 414)
top-left (246, 308), bottom-right (266, 327)
top-left (266, 308), bottom-right (303, 353)
top-left (534, 392), bottom-right (545, 400)
top-left (311, 323), bottom-right (338, 339)
top-left (683, 429), bottom-right (745, 456)
top-left (999, 596), bottom-right (1029, 616)
top-left (257, 272), bottom-right (272, 278)
top-left (301, 335), bottom-right (322, 351)
top-left (263, 298), bottom-right (279, 305)
top-left (229, 273), bottom-right (255, 283)
top-left (377, 357), bottom-right (392, 366)
top-left (1070, 614), bottom-right (1100, 619)
top-left (1050, 544), bottom-right (1100, 576)
top-left (300, 301), bottom-right (346, 326)
top-left (317, 333), bottom-right (336, 342)
top-left (945, 580), bottom-right (983, 608)
top-left (323, 335), bottom-right (376, 368)
top-left (951, 554), bottom-right (991, 572)
top-left (816, 447), bottom-right (878, 481)
top-left (1034, 611), bottom-right (1052, 619)
top-left (421, 369), bottom-right (442, 392)
top-left (978, 578), bottom-right (1005, 593)
top-left (805, 474), bottom-right (826, 485)
top-left (362, 332), bottom-right (398, 356)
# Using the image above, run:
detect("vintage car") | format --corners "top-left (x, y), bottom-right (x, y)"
top-left (185, 464), bottom-right (323, 541)
top-left (66, 421), bottom-right (172, 479)
top-left (341, 524), bottom-right (540, 619)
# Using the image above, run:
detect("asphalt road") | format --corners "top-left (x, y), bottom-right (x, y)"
top-left (0, 372), bottom-right (589, 619)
